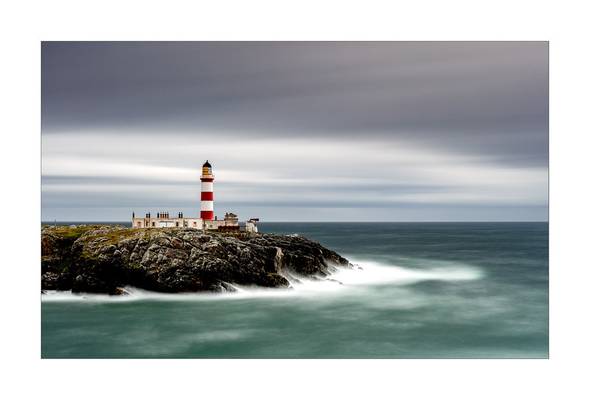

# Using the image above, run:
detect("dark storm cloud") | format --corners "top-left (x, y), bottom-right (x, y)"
top-left (42, 42), bottom-right (548, 166)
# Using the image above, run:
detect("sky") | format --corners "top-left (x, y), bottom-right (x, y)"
top-left (41, 42), bottom-right (548, 222)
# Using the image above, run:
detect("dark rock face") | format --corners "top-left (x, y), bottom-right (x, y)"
top-left (41, 225), bottom-right (351, 294)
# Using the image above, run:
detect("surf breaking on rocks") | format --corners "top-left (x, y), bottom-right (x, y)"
top-left (42, 258), bottom-right (483, 302)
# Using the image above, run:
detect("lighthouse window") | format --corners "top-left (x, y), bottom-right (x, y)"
top-left (176, 222), bottom-right (179, 227)
top-left (152, 222), bottom-right (155, 227)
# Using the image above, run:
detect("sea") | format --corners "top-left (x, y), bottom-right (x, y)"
top-left (41, 222), bottom-right (548, 358)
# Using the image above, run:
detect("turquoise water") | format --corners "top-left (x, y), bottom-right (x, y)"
top-left (41, 222), bottom-right (548, 358)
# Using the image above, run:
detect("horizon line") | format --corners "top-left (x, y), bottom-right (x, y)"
top-left (41, 220), bottom-right (549, 223)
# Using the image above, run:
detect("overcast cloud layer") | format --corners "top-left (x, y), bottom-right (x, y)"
top-left (42, 42), bottom-right (548, 221)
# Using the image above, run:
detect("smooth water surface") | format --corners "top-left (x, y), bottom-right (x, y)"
top-left (42, 222), bottom-right (548, 358)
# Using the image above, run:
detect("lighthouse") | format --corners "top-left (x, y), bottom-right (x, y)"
top-left (131, 160), bottom-right (257, 231)
top-left (200, 160), bottom-right (214, 220)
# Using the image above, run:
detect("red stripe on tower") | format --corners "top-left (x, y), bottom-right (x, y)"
top-left (201, 192), bottom-right (214, 201)
top-left (200, 160), bottom-right (214, 220)
top-left (200, 210), bottom-right (214, 220)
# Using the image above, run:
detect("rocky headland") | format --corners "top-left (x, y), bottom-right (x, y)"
top-left (41, 225), bottom-right (351, 294)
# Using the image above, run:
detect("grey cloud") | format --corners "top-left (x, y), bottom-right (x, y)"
top-left (41, 42), bottom-right (548, 221)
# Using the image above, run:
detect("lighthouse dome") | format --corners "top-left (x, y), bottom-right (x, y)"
top-left (201, 160), bottom-right (213, 178)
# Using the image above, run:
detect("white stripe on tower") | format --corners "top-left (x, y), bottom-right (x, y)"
top-left (200, 201), bottom-right (214, 211)
top-left (201, 182), bottom-right (213, 192)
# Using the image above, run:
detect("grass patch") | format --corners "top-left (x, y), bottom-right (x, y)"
top-left (45, 225), bottom-right (140, 248)
top-left (78, 227), bottom-right (140, 246)
top-left (44, 225), bottom-right (97, 241)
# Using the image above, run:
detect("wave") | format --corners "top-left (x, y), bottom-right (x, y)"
top-left (41, 258), bottom-right (483, 302)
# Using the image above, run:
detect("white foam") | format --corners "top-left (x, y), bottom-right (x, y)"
top-left (333, 259), bottom-right (484, 286)
top-left (41, 258), bottom-right (483, 302)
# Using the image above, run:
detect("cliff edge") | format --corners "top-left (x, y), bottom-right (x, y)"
top-left (41, 225), bottom-right (351, 294)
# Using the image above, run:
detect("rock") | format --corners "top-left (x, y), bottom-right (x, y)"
top-left (114, 287), bottom-right (130, 295)
top-left (41, 272), bottom-right (61, 290)
top-left (40, 225), bottom-right (351, 294)
top-left (72, 273), bottom-right (117, 294)
top-left (170, 237), bottom-right (184, 249)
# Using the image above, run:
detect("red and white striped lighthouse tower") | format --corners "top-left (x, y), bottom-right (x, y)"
top-left (200, 160), bottom-right (214, 220)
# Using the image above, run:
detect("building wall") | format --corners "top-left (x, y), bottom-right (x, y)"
top-left (132, 217), bottom-right (203, 230)
top-left (131, 217), bottom-right (241, 230)
top-left (203, 219), bottom-right (239, 230)
top-left (245, 221), bottom-right (258, 233)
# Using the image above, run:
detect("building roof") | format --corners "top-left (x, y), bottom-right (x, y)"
top-left (203, 160), bottom-right (212, 168)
